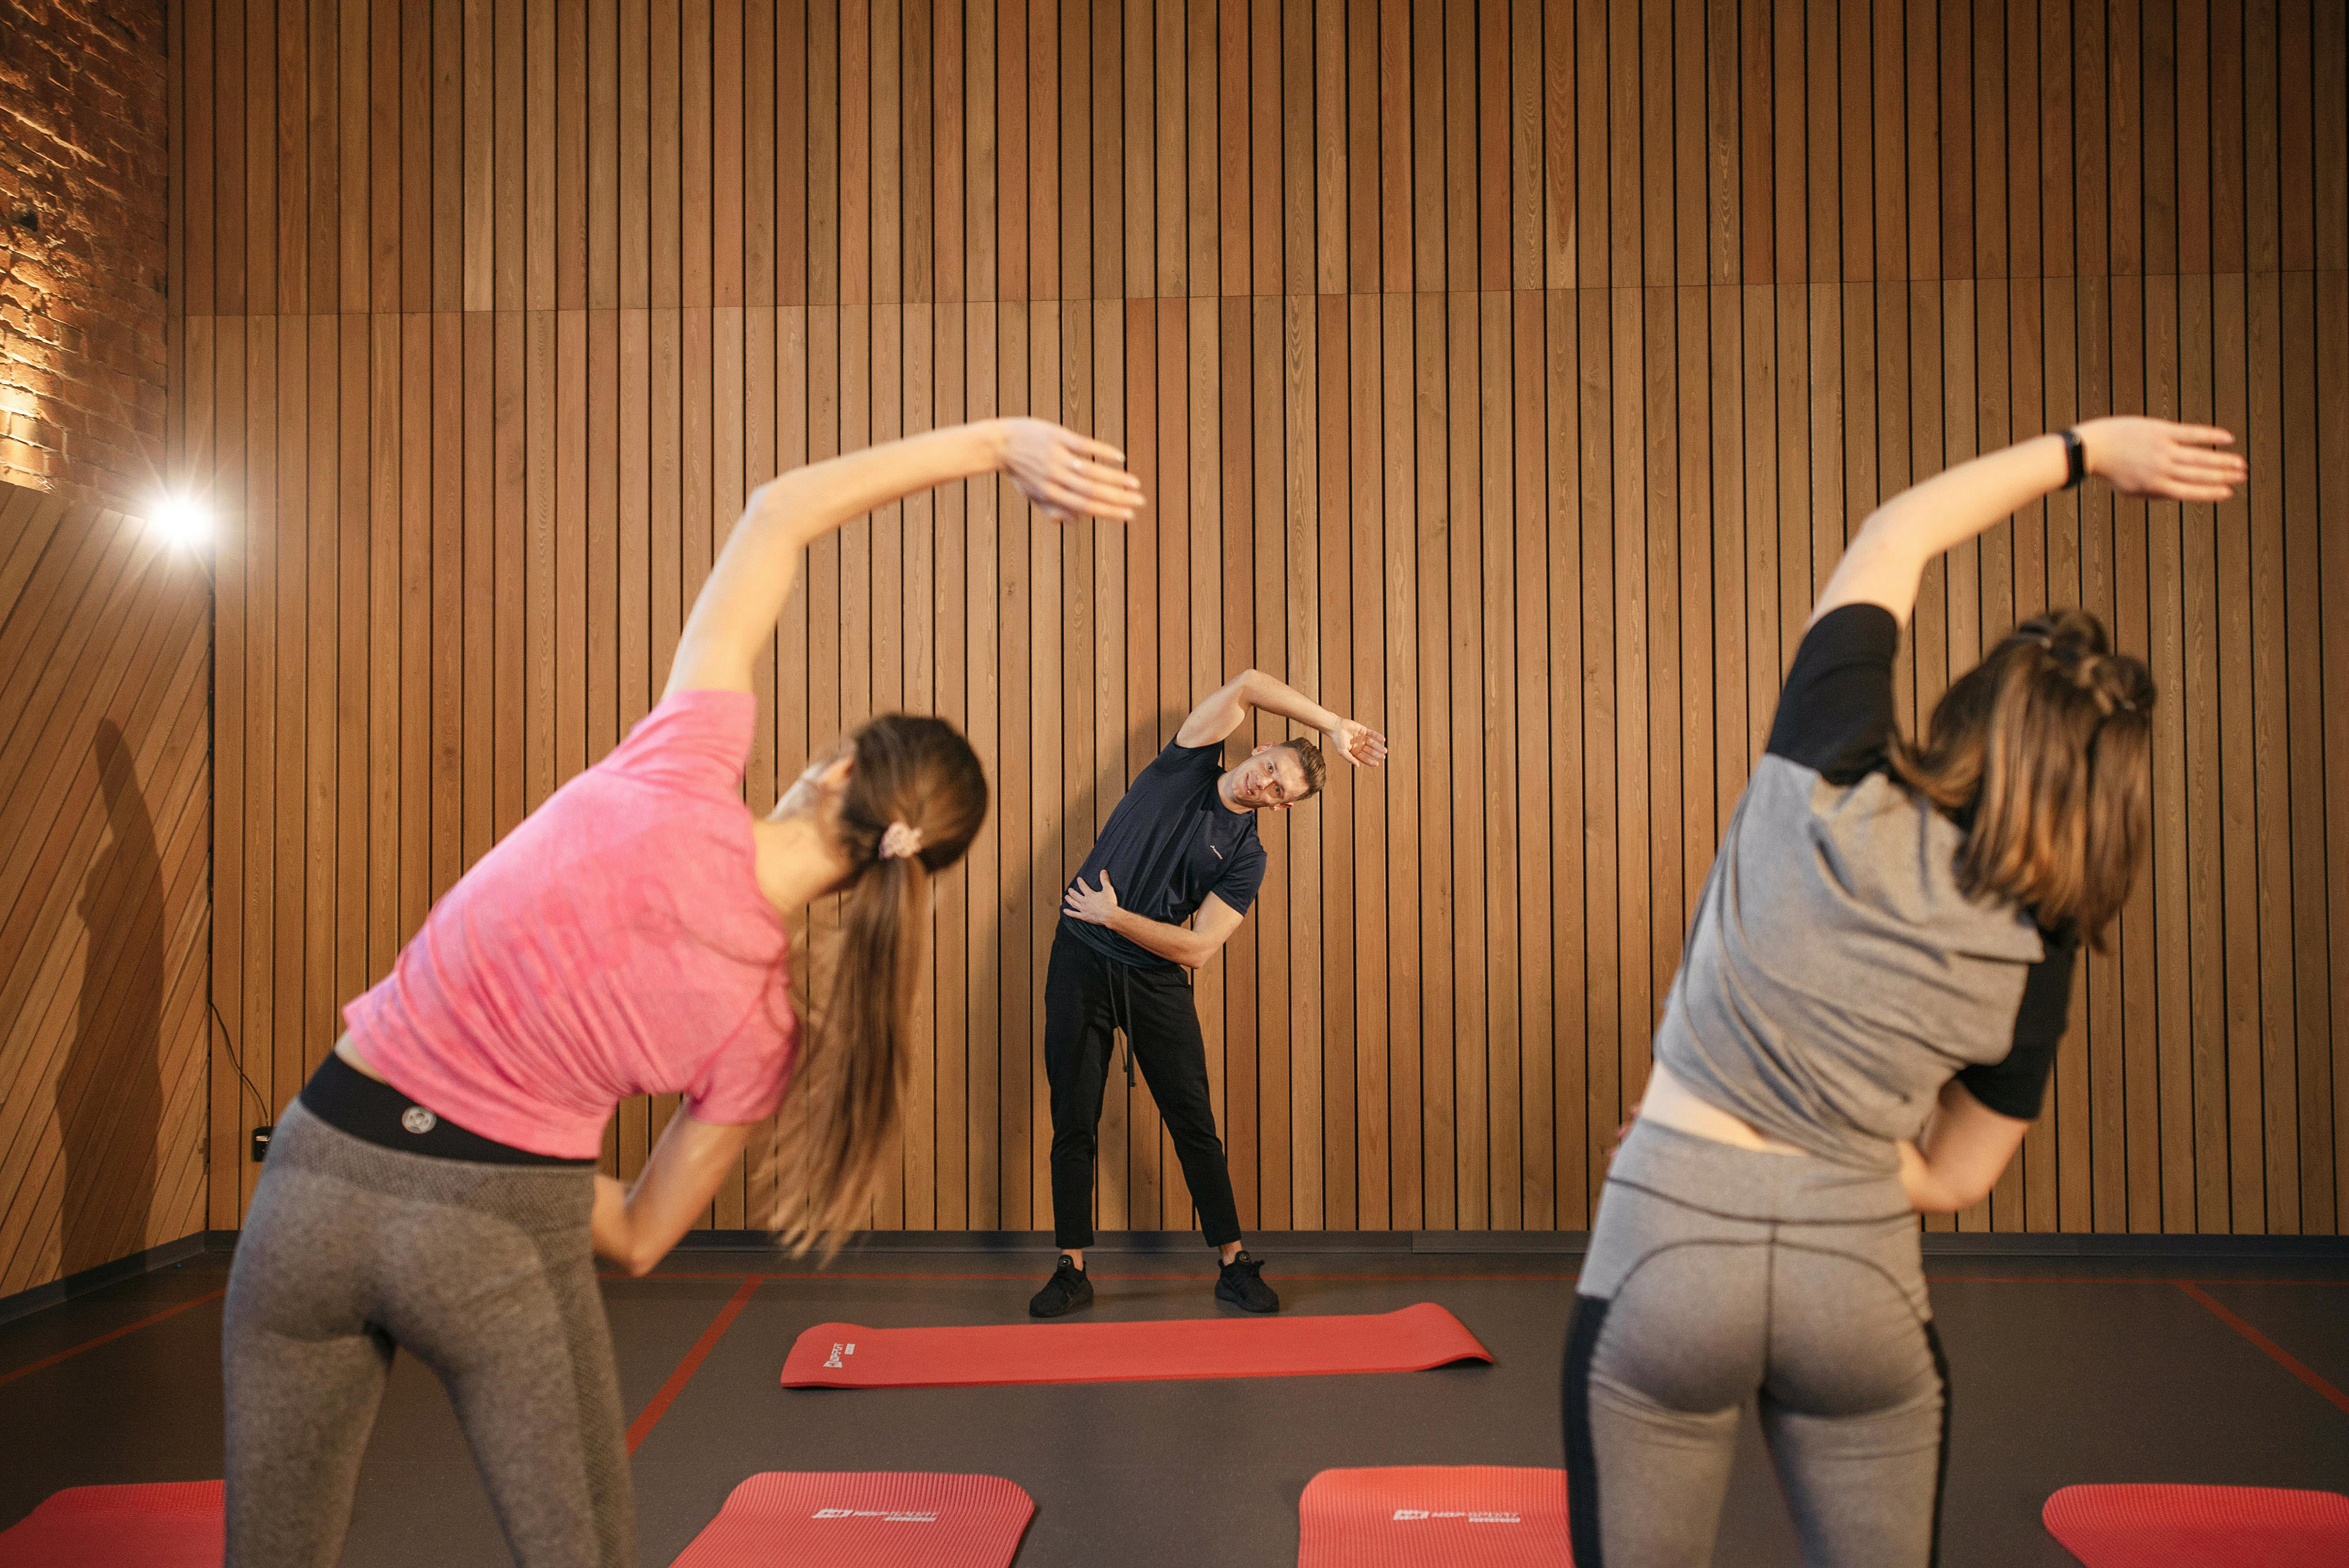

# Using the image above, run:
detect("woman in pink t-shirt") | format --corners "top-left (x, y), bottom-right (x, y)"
top-left (221, 419), bottom-right (1141, 1568)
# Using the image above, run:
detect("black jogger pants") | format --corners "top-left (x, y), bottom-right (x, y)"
top-left (1044, 923), bottom-right (1242, 1251)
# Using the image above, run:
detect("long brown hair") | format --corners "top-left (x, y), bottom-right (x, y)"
top-left (772, 714), bottom-right (986, 1255)
top-left (1888, 608), bottom-right (2155, 946)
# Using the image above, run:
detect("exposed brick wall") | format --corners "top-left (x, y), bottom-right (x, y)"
top-left (1, 0), bottom-right (168, 511)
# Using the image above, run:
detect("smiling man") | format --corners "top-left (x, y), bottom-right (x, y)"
top-left (1031, 668), bottom-right (1388, 1319)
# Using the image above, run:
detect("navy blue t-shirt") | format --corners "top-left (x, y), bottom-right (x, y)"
top-left (1063, 740), bottom-right (1269, 970)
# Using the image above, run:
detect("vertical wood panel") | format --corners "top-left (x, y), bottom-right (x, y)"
top-left (161, 0), bottom-right (2349, 1241)
top-left (2319, 268), bottom-right (2349, 1232)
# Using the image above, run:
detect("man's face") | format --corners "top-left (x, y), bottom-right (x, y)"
top-left (1226, 745), bottom-right (1311, 810)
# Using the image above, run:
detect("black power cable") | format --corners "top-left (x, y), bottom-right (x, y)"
top-left (208, 998), bottom-right (268, 1121)
top-left (171, 502), bottom-right (274, 1149)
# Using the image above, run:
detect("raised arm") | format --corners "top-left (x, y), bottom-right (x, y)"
top-left (665, 419), bottom-right (1142, 698)
top-left (1808, 417), bottom-right (2246, 632)
top-left (1172, 668), bottom-right (1389, 767)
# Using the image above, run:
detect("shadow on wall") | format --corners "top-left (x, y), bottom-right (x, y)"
top-left (58, 718), bottom-right (165, 1277)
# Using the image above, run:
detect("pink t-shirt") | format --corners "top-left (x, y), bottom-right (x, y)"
top-left (344, 688), bottom-right (798, 1158)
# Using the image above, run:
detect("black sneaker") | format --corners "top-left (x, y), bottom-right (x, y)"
top-left (1028, 1256), bottom-right (1094, 1318)
top-left (1215, 1251), bottom-right (1280, 1313)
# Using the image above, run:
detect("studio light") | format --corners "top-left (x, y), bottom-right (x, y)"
top-left (148, 493), bottom-right (212, 551)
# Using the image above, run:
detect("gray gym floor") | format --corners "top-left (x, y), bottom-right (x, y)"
top-left (3, 1240), bottom-right (2344, 1565)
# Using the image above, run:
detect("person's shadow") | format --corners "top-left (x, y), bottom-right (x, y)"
top-left (58, 719), bottom-right (165, 1277)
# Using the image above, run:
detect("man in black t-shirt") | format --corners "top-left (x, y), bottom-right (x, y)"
top-left (1029, 668), bottom-right (1388, 1318)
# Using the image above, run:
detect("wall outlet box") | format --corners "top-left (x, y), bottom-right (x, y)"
top-left (251, 1125), bottom-right (272, 1162)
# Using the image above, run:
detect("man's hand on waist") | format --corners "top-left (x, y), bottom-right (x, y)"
top-left (1063, 873), bottom-right (1121, 926)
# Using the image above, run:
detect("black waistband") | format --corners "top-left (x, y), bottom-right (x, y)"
top-left (300, 1053), bottom-right (596, 1167)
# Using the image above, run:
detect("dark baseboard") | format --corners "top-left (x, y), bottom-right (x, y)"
top-left (663, 1228), bottom-right (2347, 1262)
top-left (1917, 1230), bottom-right (2349, 1258)
top-left (0, 1230), bottom-right (237, 1329)
top-left (676, 1228), bottom-right (1426, 1257)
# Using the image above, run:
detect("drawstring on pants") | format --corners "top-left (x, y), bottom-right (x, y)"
top-left (1109, 963), bottom-right (1136, 1088)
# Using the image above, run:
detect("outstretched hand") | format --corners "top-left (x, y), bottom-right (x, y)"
top-left (1062, 873), bottom-right (1121, 926)
top-left (1002, 419), bottom-right (1146, 524)
top-left (1324, 717), bottom-right (1389, 769)
top-left (2077, 417), bottom-right (2248, 503)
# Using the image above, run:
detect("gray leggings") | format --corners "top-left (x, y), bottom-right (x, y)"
top-left (223, 1101), bottom-right (633, 1567)
top-left (1564, 1120), bottom-right (1948, 1567)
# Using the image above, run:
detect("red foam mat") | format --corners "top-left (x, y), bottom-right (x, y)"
top-left (779, 1303), bottom-right (1491, 1390)
top-left (1297, 1466), bottom-right (1571, 1567)
top-left (667, 1473), bottom-right (1033, 1568)
top-left (0, 1481), bottom-right (225, 1568)
top-left (2043, 1484), bottom-right (2349, 1567)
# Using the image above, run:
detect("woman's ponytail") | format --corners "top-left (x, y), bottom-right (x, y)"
top-left (770, 716), bottom-right (986, 1256)
top-left (1890, 608), bottom-right (2155, 946)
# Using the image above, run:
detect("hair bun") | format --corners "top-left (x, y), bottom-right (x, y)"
top-left (2089, 654), bottom-right (2155, 717)
top-left (2026, 607), bottom-right (2112, 659)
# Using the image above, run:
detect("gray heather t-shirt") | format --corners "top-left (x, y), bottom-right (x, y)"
top-left (1654, 604), bottom-right (2080, 1174)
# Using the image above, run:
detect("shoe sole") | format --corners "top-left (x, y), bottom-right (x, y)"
top-left (1029, 1288), bottom-right (1094, 1319)
top-left (1214, 1285), bottom-right (1280, 1314)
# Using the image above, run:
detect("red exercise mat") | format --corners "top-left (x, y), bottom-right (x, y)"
top-left (1297, 1466), bottom-right (1571, 1567)
top-left (2043, 1484), bottom-right (2349, 1567)
top-left (780, 1303), bottom-right (1491, 1390)
top-left (0, 1481), bottom-right (224, 1568)
top-left (667, 1473), bottom-right (1033, 1568)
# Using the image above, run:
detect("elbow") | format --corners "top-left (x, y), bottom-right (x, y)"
top-left (1952, 1176), bottom-right (1999, 1213)
top-left (755, 468), bottom-right (812, 504)
top-left (623, 1239), bottom-right (664, 1278)
top-left (1180, 944), bottom-right (1212, 972)
top-left (1913, 1174), bottom-right (1993, 1216)
top-left (745, 472), bottom-right (815, 537)
top-left (1853, 505), bottom-right (1930, 560)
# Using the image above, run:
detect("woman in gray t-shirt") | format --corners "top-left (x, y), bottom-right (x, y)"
top-left (1564, 417), bottom-right (2245, 1568)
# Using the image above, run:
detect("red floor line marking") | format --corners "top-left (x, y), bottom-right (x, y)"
top-left (1925, 1276), bottom-right (2221, 1285)
top-left (606, 1270), bottom-right (1590, 1283)
top-left (625, 1277), bottom-right (762, 1455)
top-left (0, 1287), bottom-right (228, 1387)
top-left (2174, 1280), bottom-right (2349, 1417)
top-left (1930, 1276), bottom-right (2349, 1285)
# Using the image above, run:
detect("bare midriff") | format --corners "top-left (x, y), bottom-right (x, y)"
top-left (1636, 1057), bottom-right (1810, 1156)
top-left (332, 1034), bottom-right (389, 1084)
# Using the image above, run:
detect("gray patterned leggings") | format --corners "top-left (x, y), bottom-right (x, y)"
top-left (222, 1100), bottom-right (633, 1567)
top-left (1563, 1119), bottom-right (1949, 1567)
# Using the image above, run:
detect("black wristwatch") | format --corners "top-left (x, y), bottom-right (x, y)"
top-left (2058, 428), bottom-right (2087, 489)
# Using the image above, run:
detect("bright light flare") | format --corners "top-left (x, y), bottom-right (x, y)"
top-left (148, 494), bottom-right (212, 551)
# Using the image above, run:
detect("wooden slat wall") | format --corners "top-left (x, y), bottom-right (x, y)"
top-left (179, 0), bottom-right (2349, 1236)
top-left (0, 483), bottom-right (213, 1298)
